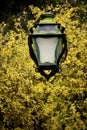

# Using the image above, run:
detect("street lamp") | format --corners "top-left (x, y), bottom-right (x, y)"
top-left (28, 12), bottom-right (67, 80)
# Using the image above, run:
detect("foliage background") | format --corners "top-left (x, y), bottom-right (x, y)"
top-left (0, 0), bottom-right (87, 130)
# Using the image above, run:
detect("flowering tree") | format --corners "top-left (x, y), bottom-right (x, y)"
top-left (0, 4), bottom-right (87, 130)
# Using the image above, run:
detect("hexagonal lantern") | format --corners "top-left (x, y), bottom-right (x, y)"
top-left (28, 12), bottom-right (67, 80)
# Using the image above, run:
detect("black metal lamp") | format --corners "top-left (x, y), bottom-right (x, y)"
top-left (28, 12), bottom-right (67, 80)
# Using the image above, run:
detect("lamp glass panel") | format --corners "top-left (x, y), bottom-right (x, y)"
top-left (38, 25), bottom-right (56, 32)
top-left (36, 37), bottom-right (58, 63)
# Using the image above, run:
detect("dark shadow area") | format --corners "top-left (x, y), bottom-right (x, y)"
top-left (0, 0), bottom-right (56, 22)
top-left (0, 0), bottom-right (33, 22)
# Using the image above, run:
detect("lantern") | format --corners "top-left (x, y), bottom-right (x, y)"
top-left (28, 12), bottom-right (67, 80)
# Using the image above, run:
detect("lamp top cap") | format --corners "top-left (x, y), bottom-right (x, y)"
top-left (40, 12), bottom-right (55, 19)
